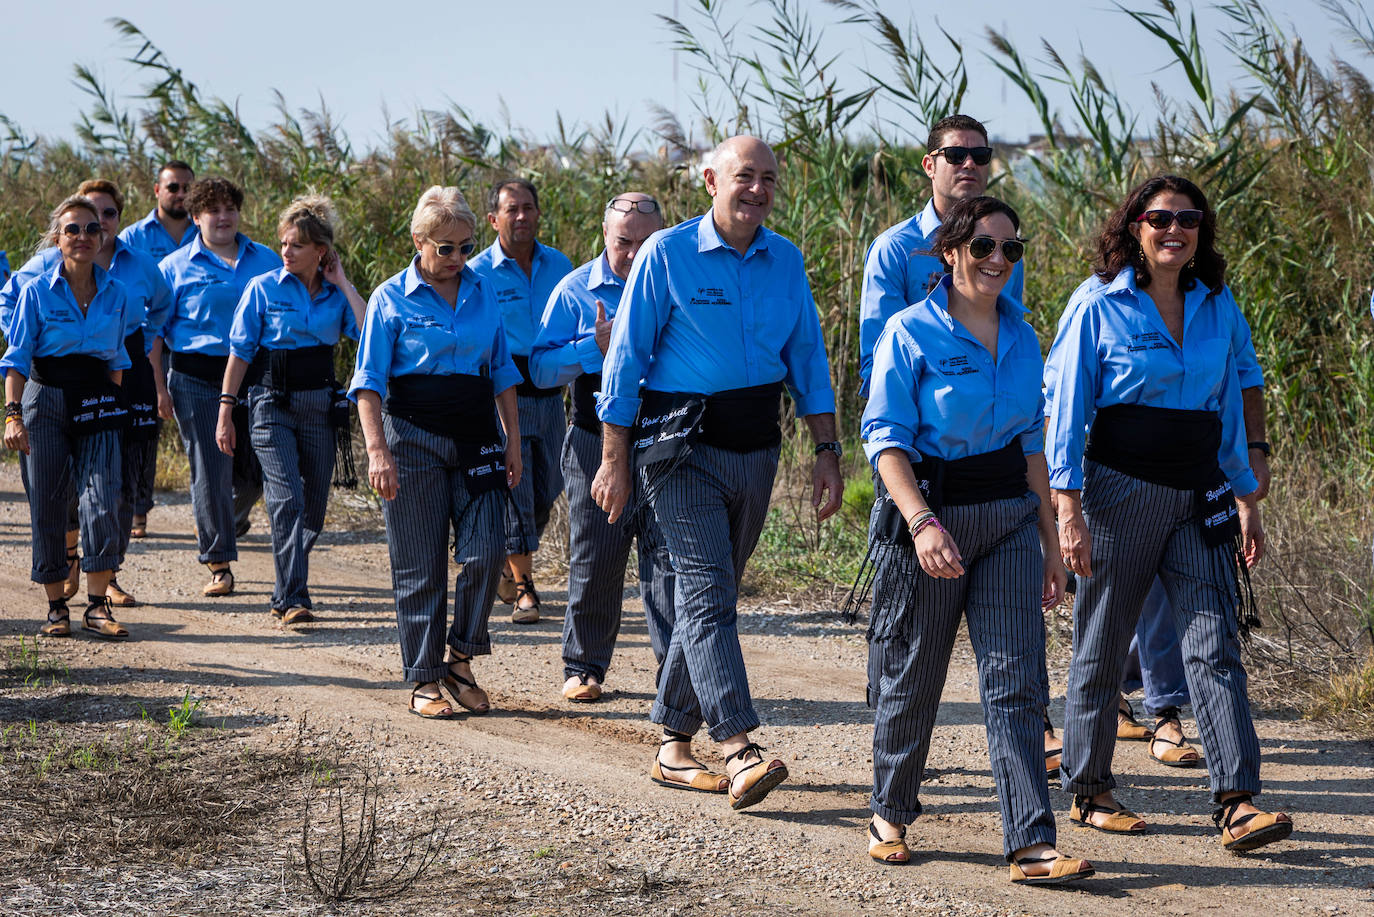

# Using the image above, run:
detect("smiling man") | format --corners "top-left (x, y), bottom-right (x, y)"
top-left (592, 136), bottom-right (843, 811)
top-left (468, 179), bottom-right (574, 625)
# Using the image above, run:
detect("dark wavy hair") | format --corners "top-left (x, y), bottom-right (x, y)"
top-left (929, 196), bottom-right (1022, 272)
top-left (186, 177), bottom-right (244, 216)
top-left (1094, 174), bottom-right (1226, 293)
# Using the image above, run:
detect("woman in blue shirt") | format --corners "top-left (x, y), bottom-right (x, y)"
top-left (1045, 174), bottom-right (1292, 852)
top-left (861, 197), bottom-right (1090, 885)
top-left (213, 195), bottom-right (365, 625)
top-left (160, 178), bottom-right (282, 597)
top-left (349, 186), bottom-right (522, 720)
top-left (2, 195), bottom-right (131, 640)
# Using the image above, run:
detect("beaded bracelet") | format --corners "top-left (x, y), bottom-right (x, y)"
top-left (906, 509), bottom-right (935, 531)
top-left (912, 514), bottom-right (945, 538)
top-left (4, 401), bottom-right (21, 419)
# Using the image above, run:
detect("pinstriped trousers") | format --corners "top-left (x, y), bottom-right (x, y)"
top-left (168, 369), bottom-right (261, 564)
top-left (1062, 460), bottom-right (1261, 803)
top-left (22, 381), bottom-right (123, 583)
top-left (648, 443), bottom-right (778, 741)
top-left (866, 472), bottom-right (1054, 714)
top-left (249, 386), bottom-right (334, 610)
top-left (382, 413), bottom-right (506, 684)
top-left (503, 393), bottom-right (566, 555)
top-left (560, 423), bottom-right (676, 681)
top-left (869, 492), bottom-right (1055, 858)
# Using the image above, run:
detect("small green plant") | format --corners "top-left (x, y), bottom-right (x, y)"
top-left (533, 846), bottom-right (556, 859)
top-left (3, 636), bottom-right (68, 687)
top-left (166, 690), bottom-right (203, 741)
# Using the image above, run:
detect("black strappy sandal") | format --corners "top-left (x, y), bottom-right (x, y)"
top-left (443, 652), bottom-right (491, 715)
top-left (1149, 707), bottom-right (1202, 767)
top-left (511, 576), bottom-right (540, 624)
top-left (40, 598), bottom-right (71, 638)
top-left (1213, 794), bottom-right (1293, 852)
top-left (724, 742), bottom-right (789, 811)
top-left (650, 731), bottom-right (728, 793)
top-left (63, 549), bottom-right (81, 599)
top-left (82, 596), bottom-right (129, 640)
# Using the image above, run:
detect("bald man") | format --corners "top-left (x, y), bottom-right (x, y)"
top-left (530, 192), bottom-right (677, 706)
top-left (593, 137), bottom-right (843, 810)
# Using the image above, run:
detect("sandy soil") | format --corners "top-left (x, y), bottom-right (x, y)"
top-left (0, 463), bottom-right (1371, 916)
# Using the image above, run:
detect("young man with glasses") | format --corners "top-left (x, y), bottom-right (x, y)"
top-left (529, 192), bottom-right (678, 707)
top-left (593, 137), bottom-right (844, 809)
top-left (118, 161), bottom-right (198, 262)
top-left (469, 179), bottom-right (574, 625)
top-left (856, 114), bottom-right (1062, 777)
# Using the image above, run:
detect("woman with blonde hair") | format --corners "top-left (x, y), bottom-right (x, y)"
top-left (3, 195), bottom-right (132, 639)
top-left (215, 194), bottom-right (366, 625)
top-left (350, 186), bottom-right (522, 718)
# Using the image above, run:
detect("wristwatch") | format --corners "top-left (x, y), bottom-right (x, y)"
top-left (1247, 441), bottom-right (1272, 457)
top-left (814, 441), bottom-right (843, 459)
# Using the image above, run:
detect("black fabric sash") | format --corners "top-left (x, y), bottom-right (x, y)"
top-left (868, 440), bottom-right (1029, 546)
top-left (169, 350), bottom-right (229, 385)
top-left (31, 354), bottom-right (129, 435)
top-left (385, 372), bottom-right (505, 496)
top-left (122, 328), bottom-right (159, 442)
top-left (633, 381), bottom-right (783, 468)
top-left (1086, 403), bottom-right (1239, 546)
top-left (512, 354), bottom-right (562, 399)
top-left (571, 372), bottom-right (601, 434)
top-left (259, 344), bottom-right (335, 393)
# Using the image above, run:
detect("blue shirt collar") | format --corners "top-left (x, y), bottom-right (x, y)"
top-left (188, 231), bottom-right (251, 264)
top-left (275, 265), bottom-right (337, 296)
top-left (402, 255), bottom-right (480, 299)
top-left (929, 273), bottom-right (1027, 318)
top-left (916, 199), bottom-right (942, 238)
top-left (1105, 265), bottom-right (1208, 306)
top-left (588, 253), bottom-right (623, 290)
top-left (44, 259), bottom-right (111, 293)
top-left (489, 238), bottom-right (546, 270)
top-left (695, 213), bottom-right (771, 258)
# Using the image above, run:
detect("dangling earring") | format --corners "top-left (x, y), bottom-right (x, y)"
top-left (1186, 256), bottom-right (1196, 269)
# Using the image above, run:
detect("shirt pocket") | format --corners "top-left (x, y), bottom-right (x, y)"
top-left (1000, 357), bottom-right (1046, 434)
top-left (1185, 337), bottom-right (1232, 408)
top-left (758, 295), bottom-right (803, 356)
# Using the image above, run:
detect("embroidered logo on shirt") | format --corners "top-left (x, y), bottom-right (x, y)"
top-left (688, 286), bottom-right (731, 306)
top-left (1126, 331), bottom-right (1170, 352)
top-left (934, 355), bottom-right (978, 376)
top-left (404, 317), bottom-right (444, 330)
top-left (265, 299), bottom-right (299, 314)
top-left (495, 287), bottom-right (523, 304)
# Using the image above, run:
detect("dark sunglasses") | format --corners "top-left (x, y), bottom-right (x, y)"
top-left (606, 198), bottom-right (660, 214)
top-left (967, 236), bottom-right (1025, 263)
top-left (931, 145), bottom-right (993, 166)
top-left (433, 240), bottom-right (476, 258)
top-left (100, 207), bottom-right (119, 219)
top-left (61, 221), bottom-right (102, 238)
top-left (161, 182), bottom-right (187, 193)
top-left (1135, 209), bottom-right (1203, 230)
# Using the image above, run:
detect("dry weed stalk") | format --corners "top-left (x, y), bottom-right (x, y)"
top-left (298, 763), bottom-right (449, 904)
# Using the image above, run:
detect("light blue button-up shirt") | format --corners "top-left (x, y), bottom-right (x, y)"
top-left (117, 208), bottom-right (197, 262)
top-left (597, 214), bottom-right (837, 428)
top-left (859, 200), bottom-right (1026, 396)
top-left (1044, 266), bottom-right (1257, 496)
top-left (1, 263), bottom-right (131, 374)
top-left (467, 239), bottom-right (574, 359)
top-left (2, 242), bottom-right (171, 351)
top-left (348, 257), bottom-right (521, 400)
top-left (529, 253), bottom-right (623, 389)
top-left (862, 276), bottom-right (1044, 468)
top-left (159, 233), bottom-right (283, 356)
top-left (229, 268), bottom-right (359, 363)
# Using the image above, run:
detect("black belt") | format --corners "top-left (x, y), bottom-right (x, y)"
top-left (171, 349), bottom-right (263, 391)
top-left (571, 372), bottom-right (601, 433)
top-left (258, 344), bottom-right (335, 392)
top-left (30, 353), bottom-right (109, 389)
top-left (636, 381), bottom-right (783, 459)
top-left (512, 354), bottom-right (562, 399)
top-left (869, 440), bottom-right (1028, 545)
top-left (1086, 403), bottom-right (1222, 490)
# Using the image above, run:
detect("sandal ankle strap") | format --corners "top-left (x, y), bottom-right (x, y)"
top-left (661, 730), bottom-right (694, 746)
top-left (724, 742), bottom-right (766, 767)
top-left (1212, 794), bottom-right (1255, 830)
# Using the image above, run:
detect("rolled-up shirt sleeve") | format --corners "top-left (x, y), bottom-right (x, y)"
top-left (530, 283), bottom-right (596, 389)
top-left (489, 315), bottom-right (522, 395)
top-left (0, 284), bottom-right (40, 375)
top-left (1221, 287), bottom-right (1263, 390)
top-left (348, 294), bottom-right (394, 400)
top-left (1217, 348), bottom-right (1259, 496)
top-left (227, 279), bottom-right (265, 363)
top-left (860, 325), bottom-right (923, 467)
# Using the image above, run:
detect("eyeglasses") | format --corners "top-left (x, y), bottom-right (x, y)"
top-left (433, 239), bottom-right (476, 258)
top-left (161, 182), bottom-right (187, 193)
top-left (606, 198), bottom-right (660, 214)
top-left (967, 236), bottom-right (1025, 263)
top-left (1134, 209), bottom-right (1203, 230)
top-left (100, 207), bottom-right (119, 219)
top-left (930, 145), bottom-right (993, 166)
top-left (61, 222), bottom-right (102, 238)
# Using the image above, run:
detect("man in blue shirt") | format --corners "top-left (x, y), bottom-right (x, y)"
top-left (530, 191), bottom-right (675, 706)
top-left (117, 160), bottom-right (198, 262)
top-left (468, 179), bottom-right (574, 624)
top-left (593, 136), bottom-right (844, 810)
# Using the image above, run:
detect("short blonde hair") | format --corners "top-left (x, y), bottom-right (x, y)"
top-left (278, 193), bottom-right (338, 247)
top-left (410, 185), bottom-right (477, 240)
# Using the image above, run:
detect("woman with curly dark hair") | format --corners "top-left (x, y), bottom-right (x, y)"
top-left (862, 196), bottom-right (1092, 885)
top-left (1045, 174), bottom-right (1292, 852)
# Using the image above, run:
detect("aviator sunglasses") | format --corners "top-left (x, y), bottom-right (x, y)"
top-left (61, 221), bottom-right (102, 238)
top-left (967, 236), bottom-right (1025, 263)
top-left (1134, 208), bottom-right (1203, 230)
top-left (433, 239), bottom-right (477, 257)
top-left (930, 145), bottom-right (994, 166)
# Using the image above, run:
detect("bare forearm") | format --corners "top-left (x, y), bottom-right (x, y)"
top-left (6, 369), bottom-right (25, 404)
top-left (601, 422), bottom-right (631, 464)
top-left (875, 450), bottom-right (930, 524)
top-left (803, 412), bottom-right (837, 445)
top-left (1026, 453), bottom-right (1057, 544)
top-left (149, 337), bottom-right (168, 392)
top-left (495, 386), bottom-right (519, 441)
top-left (220, 355), bottom-right (250, 397)
top-left (355, 391), bottom-right (386, 450)
top-left (1242, 386), bottom-right (1266, 442)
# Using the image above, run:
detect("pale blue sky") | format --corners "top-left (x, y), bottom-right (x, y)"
top-left (1, 0), bottom-right (1367, 149)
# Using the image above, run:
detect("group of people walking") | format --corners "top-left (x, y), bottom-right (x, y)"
top-left (0, 111), bottom-right (1292, 885)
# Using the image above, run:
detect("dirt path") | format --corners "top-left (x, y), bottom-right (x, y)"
top-left (1, 464), bottom-right (1371, 916)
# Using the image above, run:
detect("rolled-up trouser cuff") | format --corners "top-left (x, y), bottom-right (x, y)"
top-left (870, 796), bottom-right (922, 826)
top-left (564, 662), bottom-right (605, 682)
top-left (707, 709), bottom-right (761, 743)
top-left (81, 553), bottom-right (121, 573)
top-left (447, 639), bottom-right (491, 658)
top-left (401, 663), bottom-right (449, 684)
top-left (1063, 773), bottom-right (1117, 799)
top-left (650, 700), bottom-right (703, 738)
